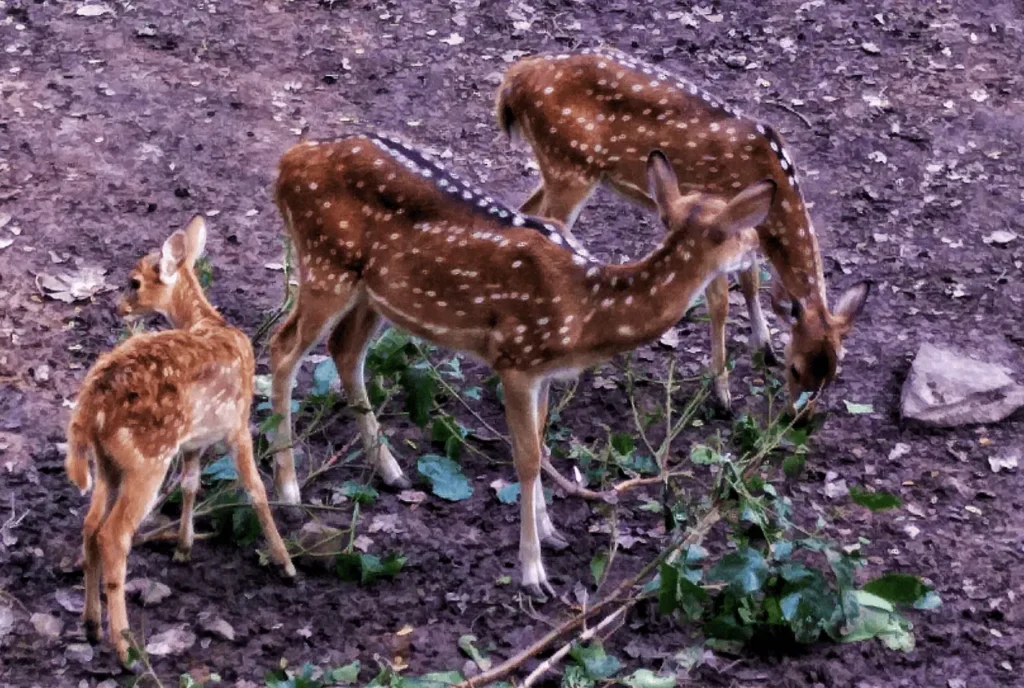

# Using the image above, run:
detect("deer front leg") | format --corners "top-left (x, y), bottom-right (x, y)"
top-left (535, 379), bottom-right (568, 551)
top-left (502, 370), bottom-right (554, 600)
top-left (328, 305), bottom-right (410, 489)
top-left (173, 450), bottom-right (202, 563)
top-left (738, 260), bottom-right (779, 367)
top-left (705, 274), bottom-right (733, 415)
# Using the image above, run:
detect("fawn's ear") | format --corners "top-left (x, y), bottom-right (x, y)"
top-left (646, 150), bottom-right (680, 215)
top-left (832, 280), bottom-right (871, 334)
top-left (182, 215), bottom-right (207, 268)
top-left (159, 230), bottom-right (188, 285)
top-left (714, 179), bottom-right (776, 240)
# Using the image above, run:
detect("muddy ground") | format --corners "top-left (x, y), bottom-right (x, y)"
top-left (2, 1), bottom-right (1024, 686)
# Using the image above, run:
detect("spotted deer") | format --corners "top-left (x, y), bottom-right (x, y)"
top-left (496, 48), bottom-right (870, 413)
top-left (65, 217), bottom-right (295, 665)
top-left (269, 132), bottom-right (774, 596)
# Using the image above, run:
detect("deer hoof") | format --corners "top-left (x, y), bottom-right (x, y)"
top-left (172, 548), bottom-right (191, 563)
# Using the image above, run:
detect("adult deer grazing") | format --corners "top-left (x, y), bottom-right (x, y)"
top-left (269, 132), bottom-right (773, 596)
top-left (65, 217), bottom-right (295, 665)
top-left (496, 48), bottom-right (870, 413)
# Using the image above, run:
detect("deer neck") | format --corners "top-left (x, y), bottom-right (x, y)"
top-left (167, 273), bottom-right (224, 330)
top-left (575, 235), bottom-right (715, 351)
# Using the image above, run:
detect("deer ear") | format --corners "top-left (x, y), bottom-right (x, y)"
top-left (159, 230), bottom-right (188, 285)
top-left (646, 150), bottom-right (680, 215)
top-left (715, 179), bottom-right (776, 236)
top-left (182, 215), bottom-right (207, 267)
top-left (832, 280), bottom-right (871, 332)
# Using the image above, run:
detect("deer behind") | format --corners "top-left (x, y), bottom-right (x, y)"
top-left (269, 133), bottom-right (773, 596)
top-left (496, 49), bottom-right (870, 412)
top-left (66, 216), bottom-right (295, 666)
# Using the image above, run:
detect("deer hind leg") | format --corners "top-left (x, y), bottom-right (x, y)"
top-left (534, 379), bottom-right (567, 551)
top-left (705, 274), bottom-right (733, 414)
top-left (521, 171), bottom-right (598, 235)
top-left (502, 370), bottom-right (554, 600)
top-left (95, 464), bottom-right (167, 665)
top-left (327, 303), bottom-right (409, 489)
top-left (738, 260), bottom-right (779, 367)
top-left (173, 450), bottom-right (202, 563)
top-left (82, 475), bottom-right (113, 645)
top-left (231, 428), bottom-right (296, 577)
top-left (269, 286), bottom-right (358, 504)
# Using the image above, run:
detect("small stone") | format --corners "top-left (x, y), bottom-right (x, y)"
top-left (30, 612), bottom-right (63, 639)
top-left (65, 643), bottom-right (95, 663)
top-left (33, 365), bottom-right (51, 383)
top-left (55, 589), bottom-right (84, 614)
top-left (989, 450), bottom-right (1020, 473)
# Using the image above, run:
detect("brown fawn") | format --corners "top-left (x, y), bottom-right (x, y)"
top-left (65, 216), bottom-right (295, 665)
top-left (268, 132), bottom-right (773, 596)
top-left (496, 48), bottom-right (870, 413)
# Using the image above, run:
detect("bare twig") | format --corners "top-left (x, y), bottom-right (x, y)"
top-left (765, 100), bottom-right (813, 128)
top-left (522, 606), bottom-right (630, 688)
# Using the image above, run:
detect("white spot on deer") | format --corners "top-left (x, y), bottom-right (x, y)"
top-left (308, 182), bottom-right (318, 191)
top-left (617, 325), bottom-right (634, 336)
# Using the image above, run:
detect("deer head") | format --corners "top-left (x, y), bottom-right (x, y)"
top-left (117, 215), bottom-right (209, 328)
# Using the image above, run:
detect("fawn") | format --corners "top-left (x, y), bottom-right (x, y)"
top-left (496, 48), bottom-right (870, 413)
top-left (268, 133), bottom-right (773, 596)
top-left (65, 216), bottom-right (295, 665)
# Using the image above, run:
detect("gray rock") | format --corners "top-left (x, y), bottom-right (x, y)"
top-left (145, 625), bottom-right (196, 656)
top-left (125, 578), bottom-right (172, 606)
top-left (30, 612), bottom-right (63, 639)
top-left (198, 614), bottom-right (235, 641)
top-left (901, 342), bottom-right (1024, 427)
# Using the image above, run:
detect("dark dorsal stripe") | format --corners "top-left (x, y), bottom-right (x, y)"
top-left (365, 132), bottom-right (595, 262)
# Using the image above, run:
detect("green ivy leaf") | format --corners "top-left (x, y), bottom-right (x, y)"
top-left (202, 455), bottom-right (237, 482)
top-left (610, 432), bottom-right (635, 456)
top-left (620, 669), bottom-right (676, 688)
top-left (312, 358), bottom-right (339, 396)
top-left (590, 552), bottom-right (607, 586)
top-left (338, 480), bottom-right (378, 506)
top-left (430, 415), bottom-right (467, 460)
top-left (849, 486), bottom-right (903, 511)
top-left (457, 634), bottom-right (492, 672)
top-left (843, 400), bottom-right (874, 415)
top-left (708, 547), bottom-right (769, 595)
top-left (842, 590), bottom-right (915, 651)
top-left (326, 660), bottom-right (360, 684)
top-left (336, 552), bottom-right (406, 585)
top-left (418, 454), bottom-right (473, 501)
top-left (782, 453), bottom-right (806, 478)
top-left (689, 444), bottom-right (723, 465)
top-left (496, 482), bottom-right (520, 504)
top-left (569, 642), bottom-right (621, 680)
top-left (400, 367), bottom-right (436, 428)
top-left (863, 573), bottom-right (931, 606)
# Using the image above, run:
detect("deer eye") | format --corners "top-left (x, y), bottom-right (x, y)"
top-left (129, 278), bottom-right (141, 291)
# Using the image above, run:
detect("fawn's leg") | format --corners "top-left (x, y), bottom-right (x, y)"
top-left (502, 370), bottom-right (553, 599)
top-left (519, 184), bottom-right (546, 216)
top-left (82, 476), bottom-right (112, 645)
top-left (95, 466), bottom-right (166, 665)
top-left (231, 429), bottom-right (296, 578)
top-left (269, 286), bottom-right (358, 503)
top-left (173, 450), bottom-right (202, 563)
top-left (738, 260), bottom-right (779, 366)
top-left (327, 302), bottom-right (409, 489)
top-left (705, 274), bottom-right (732, 414)
top-left (533, 379), bottom-right (567, 550)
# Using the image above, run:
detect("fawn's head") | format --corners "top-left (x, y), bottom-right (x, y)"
top-left (646, 150), bottom-right (775, 275)
top-left (772, 279), bottom-right (871, 413)
top-left (118, 216), bottom-right (208, 325)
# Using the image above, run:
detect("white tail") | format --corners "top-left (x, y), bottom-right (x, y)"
top-left (496, 48), bottom-right (870, 412)
top-left (68, 216), bottom-right (295, 665)
top-left (269, 134), bottom-right (772, 595)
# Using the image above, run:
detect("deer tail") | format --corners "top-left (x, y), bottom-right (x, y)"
top-left (65, 416), bottom-right (94, 495)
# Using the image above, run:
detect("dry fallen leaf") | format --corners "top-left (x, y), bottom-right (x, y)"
top-left (440, 33), bottom-right (464, 46)
top-left (0, 238), bottom-right (13, 250)
top-left (983, 230), bottom-right (1017, 246)
top-left (397, 489), bottom-right (427, 504)
top-left (659, 328), bottom-right (681, 349)
top-left (76, 4), bottom-right (112, 17)
top-left (37, 266), bottom-right (115, 303)
top-left (861, 41), bottom-right (881, 54)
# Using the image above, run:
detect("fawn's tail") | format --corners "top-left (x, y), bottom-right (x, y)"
top-left (65, 417), bottom-right (94, 495)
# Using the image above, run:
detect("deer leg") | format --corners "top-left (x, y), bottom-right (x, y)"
top-left (269, 287), bottom-right (358, 504)
top-left (82, 476), bottom-right (112, 645)
top-left (519, 183), bottom-right (546, 216)
top-left (231, 428), bottom-right (296, 578)
top-left (95, 466), bottom-right (166, 666)
top-left (738, 259), bottom-right (779, 367)
top-left (532, 175), bottom-right (598, 234)
top-left (327, 302), bottom-right (409, 489)
top-left (502, 370), bottom-right (554, 600)
top-left (534, 379), bottom-right (567, 551)
top-left (173, 450), bottom-right (202, 563)
top-left (705, 274), bottom-right (733, 415)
